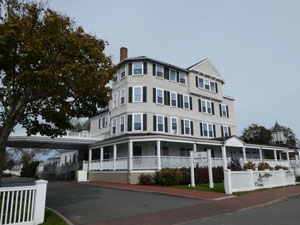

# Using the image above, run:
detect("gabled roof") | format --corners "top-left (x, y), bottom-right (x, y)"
top-left (187, 58), bottom-right (225, 84)
top-left (272, 121), bottom-right (283, 132)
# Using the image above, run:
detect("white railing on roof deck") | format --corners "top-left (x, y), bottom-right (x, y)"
top-left (0, 180), bottom-right (48, 225)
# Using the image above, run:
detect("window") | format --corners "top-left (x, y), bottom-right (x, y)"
top-left (179, 72), bottom-right (186, 84)
top-left (133, 62), bottom-right (143, 75)
top-left (120, 66), bottom-right (126, 79)
top-left (183, 95), bottom-right (189, 109)
top-left (180, 148), bottom-right (191, 157)
top-left (113, 73), bottom-right (118, 83)
top-left (184, 119), bottom-right (190, 135)
top-left (201, 122), bottom-right (215, 138)
top-left (171, 117), bottom-right (178, 134)
top-left (112, 118), bottom-right (117, 134)
top-left (133, 114), bottom-right (142, 131)
top-left (198, 77), bottom-right (204, 89)
top-left (204, 79), bottom-right (210, 90)
top-left (120, 115), bottom-right (125, 133)
top-left (157, 115), bottom-right (164, 132)
top-left (120, 88), bottom-right (126, 105)
top-left (169, 69), bottom-right (176, 82)
top-left (112, 92), bottom-right (118, 109)
top-left (156, 89), bottom-right (163, 104)
top-left (201, 99), bottom-right (212, 114)
top-left (156, 65), bottom-right (164, 78)
top-left (171, 92), bottom-right (177, 107)
top-left (99, 116), bottom-right (107, 128)
top-left (133, 146), bottom-right (142, 156)
top-left (133, 86), bottom-right (142, 102)
top-left (220, 104), bottom-right (228, 117)
top-left (210, 81), bottom-right (216, 92)
top-left (197, 76), bottom-right (217, 93)
top-left (222, 125), bottom-right (230, 137)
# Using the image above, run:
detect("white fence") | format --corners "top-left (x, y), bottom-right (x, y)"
top-left (224, 169), bottom-right (295, 194)
top-left (0, 180), bottom-right (48, 225)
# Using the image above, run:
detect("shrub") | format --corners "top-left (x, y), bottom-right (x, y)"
top-left (243, 161), bottom-right (256, 170)
top-left (138, 173), bottom-right (154, 185)
top-left (21, 161), bottom-right (39, 177)
top-left (257, 162), bottom-right (272, 170)
top-left (274, 165), bottom-right (289, 170)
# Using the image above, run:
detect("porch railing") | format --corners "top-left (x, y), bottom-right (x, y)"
top-left (240, 158), bottom-right (292, 168)
top-left (0, 180), bottom-right (48, 225)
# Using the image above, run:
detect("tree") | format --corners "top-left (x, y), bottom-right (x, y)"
top-left (280, 126), bottom-right (298, 147)
top-left (0, 0), bottom-right (117, 180)
top-left (240, 123), bottom-right (272, 145)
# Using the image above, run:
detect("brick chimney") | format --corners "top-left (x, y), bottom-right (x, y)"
top-left (120, 47), bottom-right (128, 62)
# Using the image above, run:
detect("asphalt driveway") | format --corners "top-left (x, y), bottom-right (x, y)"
top-left (46, 181), bottom-right (207, 225)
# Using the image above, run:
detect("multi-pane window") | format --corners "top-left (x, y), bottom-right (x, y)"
top-left (179, 72), bottom-right (186, 84)
top-left (113, 73), bottom-right (118, 83)
top-left (171, 117), bottom-right (178, 134)
top-left (99, 116), bottom-right (107, 129)
top-left (112, 118), bottom-right (117, 134)
top-left (120, 65), bottom-right (126, 79)
top-left (169, 69), bottom-right (176, 82)
top-left (220, 104), bottom-right (228, 117)
top-left (120, 88), bottom-right (126, 105)
top-left (204, 79), bottom-right (210, 90)
top-left (222, 125), bottom-right (230, 137)
top-left (201, 122), bottom-right (215, 138)
top-left (210, 81), bottom-right (216, 92)
top-left (133, 62), bottom-right (143, 75)
top-left (171, 92), bottom-right (177, 107)
top-left (201, 100), bottom-right (212, 114)
top-left (198, 77), bottom-right (204, 89)
top-left (197, 76), bottom-right (218, 93)
top-left (184, 119), bottom-right (191, 135)
top-left (157, 115), bottom-right (164, 132)
top-left (183, 95), bottom-right (189, 109)
top-left (112, 92), bottom-right (118, 109)
top-left (156, 65), bottom-right (164, 78)
top-left (133, 114), bottom-right (142, 131)
top-left (120, 115), bottom-right (125, 133)
top-left (156, 89), bottom-right (163, 104)
top-left (133, 87), bottom-right (142, 102)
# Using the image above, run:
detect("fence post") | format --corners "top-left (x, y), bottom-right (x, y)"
top-left (224, 169), bottom-right (232, 194)
top-left (33, 180), bottom-right (48, 224)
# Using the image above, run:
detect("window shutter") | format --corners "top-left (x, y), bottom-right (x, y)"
top-left (221, 126), bottom-right (224, 137)
top-left (128, 87), bottom-right (133, 103)
top-left (143, 86), bottom-right (147, 103)
top-left (167, 91), bottom-right (170, 105)
top-left (195, 76), bottom-right (198, 87)
top-left (215, 82), bottom-right (218, 93)
top-left (164, 91), bottom-right (170, 106)
top-left (153, 88), bottom-right (156, 103)
top-left (189, 97), bottom-right (193, 110)
top-left (213, 125), bottom-right (216, 137)
top-left (143, 114), bottom-right (147, 131)
top-left (198, 99), bottom-right (202, 112)
top-left (98, 119), bottom-right (101, 129)
top-left (164, 117), bottom-right (168, 133)
top-left (164, 67), bottom-right (169, 80)
top-left (128, 63), bottom-right (132, 75)
top-left (191, 121), bottom-right (194, 135)
top-left (152, 64), bottom-right (156, 76)
top-left (143, 62), bottom-right (147, 74)
top-left (226, 105), bottom-right (229, 118)
top-left (128, 115), bottom-right (132, 131)
top-left (211, 102), bottom-right (215, 115)
top-left (200, 123), bottom-right (203, 136)
top-left (228, 127), bottom-right (231, 136)
top-left (177, 71), bottom-right (179, 82)
top-left (178, 94), bottom-right (183, 108)
top-left (181, 120), bottom-right (184, 134)
top-left (153, 115), bottom-right (157, 131)
top-left (219, 104), bottom-right (222, 117)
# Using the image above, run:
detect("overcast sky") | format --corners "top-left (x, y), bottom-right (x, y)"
top-left (44, 0), bottom-right (300, 139)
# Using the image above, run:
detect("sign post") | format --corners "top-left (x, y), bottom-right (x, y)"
top-left (190, 151), bottom-right (195, 187)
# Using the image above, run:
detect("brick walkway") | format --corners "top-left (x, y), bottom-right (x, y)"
top-left (81, 182), bottom-right (300, 225)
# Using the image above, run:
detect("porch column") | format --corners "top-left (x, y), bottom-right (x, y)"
top-left (298, 151), bottom-right (300, 162)
top-left (242, 146), bottom-right (246, 162)
top-left (157, 140), bottom-right (161, 170)
top-left (259, 147), bottom-right (263, 161)
top-left (113, 144), bottom-right (117, 171)
top-left (221, 145), bottom-right (227, 169)
top-left (88, 148), bottom-right (92, 171)
top-left (273, 149), bottom-right (278, 163)
top-left (100, 147), bottom-right (103, 171)
top-left (286, 150), bottom-right (290, 161)
top-left (193, 142), bottom-right (197, 153)
top-left (128, 140), bottom-right (133, 171)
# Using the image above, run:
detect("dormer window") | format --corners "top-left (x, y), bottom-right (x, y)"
top-left (120, 65), bottom-right (126, 79)
top-left (133, 62), bottom-right (143, 75)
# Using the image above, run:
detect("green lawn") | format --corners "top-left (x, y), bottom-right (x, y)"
top-left (41, 209), bottom-right (68, 225)
top-left (173, 183), bottom-right (225, 193)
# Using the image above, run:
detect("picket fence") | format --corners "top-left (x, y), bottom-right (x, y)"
top-left (0, 180), bottom-right (47, 225)
top-left (224, 169), bottom-right (296, 194)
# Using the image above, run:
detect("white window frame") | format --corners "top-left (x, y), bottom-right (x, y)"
top-left (101, 116), bottom-right (107, 128)
top-left (171, 92), bottom-right (177, 107)
top-left (170, 117), bottom-right (178, 134)
top-left (155, 65), bottom-right (164, 78)
top-left (210, 81), bottom-right (216, 92)
top-left (120, 115), bottom-right (125, 133)
top-left (112, 118), bottom-right (117, 135)
top-left (202, 122), bottom-right (214, 138)
top-left (183, 95), bottom-right (189, 109)
top-left (120, 65), bottom-right (126, 79)
top-left (113, 73), bottom-right (118, 83)
top-left (157, 115), bottom-right (164, 132)
top-left (184, 119), bottom-right (191, 135)
top-left (156, 88), bottom-right (164, 105)
top-left (179, 72), bottom-right (186, 84)
top-left (198, 77), bottom-right (204, 89)
top-left (133, 86), bottom-right (142, 102)
top-left (169, 69), bottom-right (176, 82)
top-left (133, 113), bottom-right (142, 131)
top-left (201, 99), bottom-right (212, 114)
top-left (223, 125), bottom-right (230, 137)
top-left (120, 88), bottom-right (126, 105)
top-left (221, 104), bottom-right (228, 117)
top-left (112, 92), bottom-right (118, 109)
top-left (133, 62), bottom-right (143, 75)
